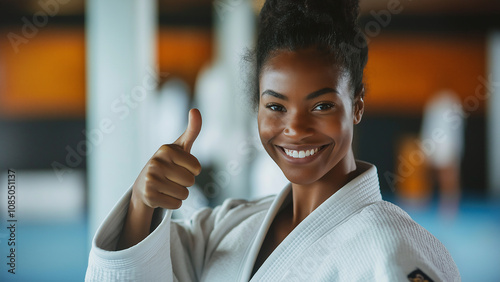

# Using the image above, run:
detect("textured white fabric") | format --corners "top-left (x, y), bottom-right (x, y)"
top-left (86, 162), bottom-right (460, 281)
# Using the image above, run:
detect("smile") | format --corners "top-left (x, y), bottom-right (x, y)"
top-left (284, 147), bottom-right (321, 158)
top-left (277, 144), bottom-right (329, 162)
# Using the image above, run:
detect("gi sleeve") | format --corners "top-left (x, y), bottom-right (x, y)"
top-left (84, 187), bottom-right (225, 282)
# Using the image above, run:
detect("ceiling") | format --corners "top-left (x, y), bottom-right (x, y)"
top-left (0, 0), bottom-right (499, 29)
top-left (0, 0), bottom-right (498, 14)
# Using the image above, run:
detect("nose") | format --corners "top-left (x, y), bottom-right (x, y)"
top-left (283, 111), bottom-right (314, 139)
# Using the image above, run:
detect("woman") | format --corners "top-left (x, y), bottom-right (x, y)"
top-left (86, 0), bottom-right (460, 281)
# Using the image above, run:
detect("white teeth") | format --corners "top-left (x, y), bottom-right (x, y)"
top-left (283, 147), bottom-right (322, 159)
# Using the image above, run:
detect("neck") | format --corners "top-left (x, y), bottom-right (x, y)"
top-left (289, 150), bottom-right (359, 227)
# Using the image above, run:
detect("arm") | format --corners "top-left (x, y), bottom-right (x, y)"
top-left (116, 193), bottom-right (155, 250)
top-left (86, 109), bottom-right (204, 281)
top-left (85, 189), bottom-right (175, 281)
top-left (85, 187), bottom-right (246, 282)
top-left (116, 108), bottom-right (202, 250)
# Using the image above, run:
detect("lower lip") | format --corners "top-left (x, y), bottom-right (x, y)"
top-left (277, 145), bottom-right (328, 164)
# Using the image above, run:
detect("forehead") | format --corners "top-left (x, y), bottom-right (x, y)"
top-left (259, 48), bottom-right (350, 95)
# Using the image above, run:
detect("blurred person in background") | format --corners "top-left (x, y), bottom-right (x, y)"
top-left (421, 90), bottom-right (465, 218)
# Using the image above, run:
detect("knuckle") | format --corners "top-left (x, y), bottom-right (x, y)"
top-left (154, 145), bottom-right (173, 160)
top-left (191, 160), bottom-right (202, 175)
top-left (147, 160), bottom-right (159, 171)
top-left (172, 199), bottom-right (183, 209)
top-left (143, 185), bottom-right (156, 199)
top-left (180, 188), bottom-right (189, 200)
top-left (187, 175), bottom-right (196, 187)
top-left (144, 175), bottom-right (155, 188)
top-left (159, 144), bottom-right (171, 152)
top-left (195, 164), bottom-right (202, 175)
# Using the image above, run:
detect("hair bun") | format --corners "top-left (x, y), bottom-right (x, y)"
top-left (302, 0), bottom-right (360, 27)
top-left (260, 0), bottom-right (360, 33)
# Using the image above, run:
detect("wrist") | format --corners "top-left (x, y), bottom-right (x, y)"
top-left (130, 191), bottom-right (154, 220)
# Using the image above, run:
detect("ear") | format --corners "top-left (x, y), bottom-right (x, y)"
top-left (353, 88), bottom-right (365, 125)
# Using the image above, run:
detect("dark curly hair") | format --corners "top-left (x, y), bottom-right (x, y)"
top-left (245, 0), bottom-right (368, 110)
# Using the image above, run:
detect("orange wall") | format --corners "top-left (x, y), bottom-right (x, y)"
top-left (0, 27), bottom-right (213, 119)
top-left (364, 33), bottom-right (486, 115)
top-left (0, 28), bottom-right (485, 118)
top-left (0, 28), bottom-right (86, 119)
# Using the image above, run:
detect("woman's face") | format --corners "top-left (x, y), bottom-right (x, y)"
top-left (257, 48), bottom-right (363, 185)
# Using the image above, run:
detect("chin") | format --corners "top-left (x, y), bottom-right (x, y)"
top-left (280, 168), bottom-right (323, 186)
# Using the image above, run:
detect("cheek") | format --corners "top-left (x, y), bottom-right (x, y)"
top-left (336, 116), bottom-right (354, 144)
top-left (258, 112), bottom-right (283, 142)
top-left (322, 111), bottom-right (354, 141)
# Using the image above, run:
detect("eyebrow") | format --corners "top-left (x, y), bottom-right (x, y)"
top-left (261, 87), bottom-right (338, 101)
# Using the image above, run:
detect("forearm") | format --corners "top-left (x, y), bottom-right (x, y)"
top-left (116, 193), bottom-right (155, 250)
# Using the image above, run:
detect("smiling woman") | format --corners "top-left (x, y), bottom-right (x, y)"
top-left (86, 0), bottom-right (460, 281)
top-left (258, 49), bottom-right (363, 187)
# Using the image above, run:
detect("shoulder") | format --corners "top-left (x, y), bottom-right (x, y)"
top-left (356, 201), bottom-right (448, 256)
top-left (349, 201), bottom-right (460, 281)
top-left (358, 201), bottom-right (423, 231)
top-left (358, 201), bottom-right (438, 244)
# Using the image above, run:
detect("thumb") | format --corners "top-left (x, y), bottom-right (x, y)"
top-left (174, 108), bottom-right (202, 153)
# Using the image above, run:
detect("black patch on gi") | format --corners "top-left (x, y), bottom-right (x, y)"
top-left (407, 268), bottom-right (434, 282)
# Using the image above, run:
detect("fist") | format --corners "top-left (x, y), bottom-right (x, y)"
top-left (132, 109), bottom-right (202, 210)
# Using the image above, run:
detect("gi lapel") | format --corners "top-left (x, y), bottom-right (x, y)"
top-left (250, 162), bottom-right (381, 281)
top-left (238, 183), bottom-right (293, 281)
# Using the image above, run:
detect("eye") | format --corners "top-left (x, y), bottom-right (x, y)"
top-left (313, 102), bottom-right (334, 111)
top-left (266, 103), bottom-right (286, 112)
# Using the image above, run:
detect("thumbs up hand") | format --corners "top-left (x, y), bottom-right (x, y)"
top-left (131, 109), bottom-right (202, 211)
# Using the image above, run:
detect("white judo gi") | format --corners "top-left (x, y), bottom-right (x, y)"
top-left (86, 162), bottom-right (460, 281)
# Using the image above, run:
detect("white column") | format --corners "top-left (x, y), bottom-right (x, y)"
top-left (487, 31), bottom-right (500, 198)
top-left (214, 0), bottom-right (257, 200)
top-left (193, 1), bottom-right (257, 202)
top-left (86, 0), bottom-right (157, 242)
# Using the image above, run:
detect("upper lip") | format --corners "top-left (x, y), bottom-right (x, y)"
top-left (276, 144), bottom-right (327, 151)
